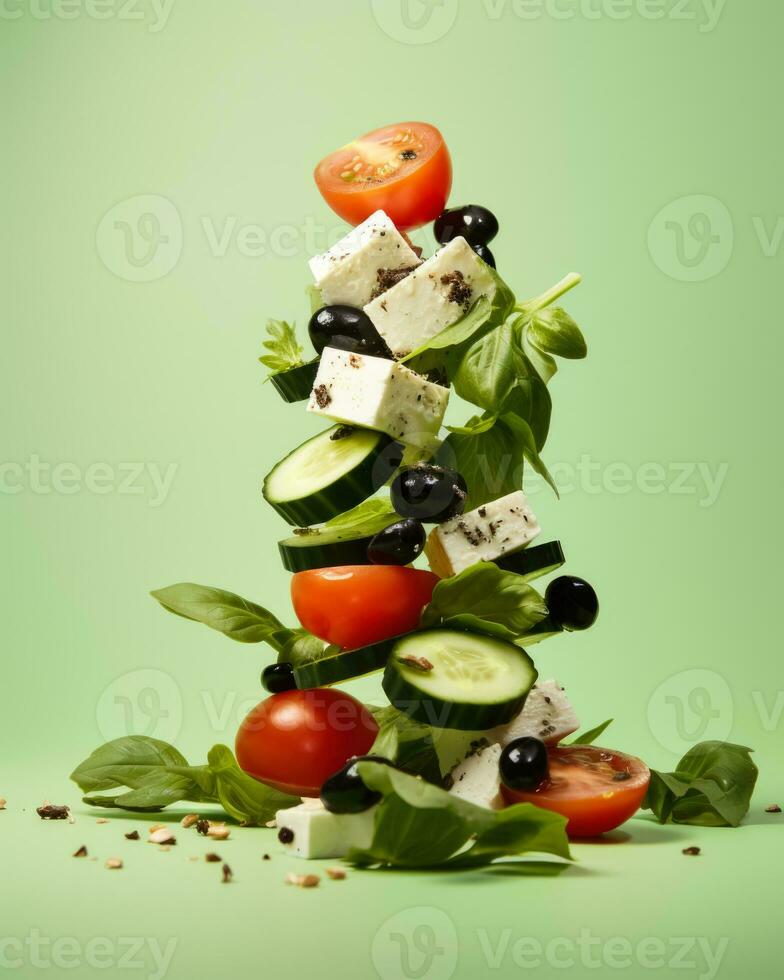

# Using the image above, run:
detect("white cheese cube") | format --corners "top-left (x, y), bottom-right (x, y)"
top-left (448, 744), bottom-right (503, 810)
top-left (424, 490), bottom-right (540, 578)
top-left (307, 347), bottom-right (449, 449)
top-left (490, 679), bottom-right (579, 746)
top-left (309, 210), bottom-right (421, 309)
top-left (364, 236), bottom-right (496, 359)
top-left (274, 800), bottom-right (376, 860)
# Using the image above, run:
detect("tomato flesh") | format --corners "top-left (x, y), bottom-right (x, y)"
top-left (314, 122), bottom-right (452, 230)
top-left (291, 565), bottom-right (438, 650)
top-left (235, 689), bottom-right (378, 797)
top-left (503, 745), bottom-right (651, 838)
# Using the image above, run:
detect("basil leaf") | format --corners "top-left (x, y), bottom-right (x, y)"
top-left (525, 306), bottom-right (587, 360)
top-left (445, 414), bottom-right (499, 436)
top-left (346, 762), bottom-right (570, 869)
top-left (207, 745), bottom-right (298, 826)
top-left (438, 417), bottom-right (524, 510)
top-left (421, 562), bottom-right (548, 636)
top-left (277, 629), bottom-right (331, 666)
top-left (259, 319), bottom-right (305, 375)
top-left (70, 736), bottom-right (191, 793)
top-left (306, 284), bottom-right (323, 316)
top-left (150, 583), bottom-right (292, 650)
top-left (368, 706), bottom-right (442, 784)
top-left (451, 321), bottom-right (521, 416)
top-left (568, 719), bottom-right (614, 745)
top-left (322, 497), bottom-right (396, 533)
top-left (644, 741), bottom-right (758, 827)
top-left (83, 770), bottom-right (212, 812)
top-left (401, 295), bottom-right (493, 362)
top-left (501, 413), bottom-right (558, 496)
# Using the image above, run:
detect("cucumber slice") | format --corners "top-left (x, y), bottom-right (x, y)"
top-left (263, 426), bottom-right (400, 526)
top-left (278, 509), bottom-right (396, 572)
top-left (494, 541), bottom-right (565, 581)
top-left (516, 616), bottom-right (563, 645)
top-left (383, 629), bottom-right (537, 731)
top-left (293, 638), bottom-right (396, 688)
top-left (269, 359), bottom-right (320, 403)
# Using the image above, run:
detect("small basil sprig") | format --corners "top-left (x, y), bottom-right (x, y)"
top-left (567, 719), bottom-right (614, 745)
top-left (644, 741), bottom-right (758, 827)
top-left (367, 706), bottom-right (443, 785)
top-left (70, 736), bottom-right (298, 824)
top-left (259, 319), bottom-right (305, 376)
top-left (346, 761), bottom-right (571, 871)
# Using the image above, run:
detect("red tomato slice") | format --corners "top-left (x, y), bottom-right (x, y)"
top-left (235, 688), bottom-right (378, 797)
top-left (502, 745), bottom-right (651, 838)
top-left (314, 122), bottom-right (452, 230)
top-left (291, 565), bottom-right (438, 650)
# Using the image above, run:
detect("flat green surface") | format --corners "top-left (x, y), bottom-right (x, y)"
top-left (1, 2), bottom-right (783, 978)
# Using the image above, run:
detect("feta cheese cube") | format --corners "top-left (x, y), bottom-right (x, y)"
top-left (424, 490), bottom-right (540, 578)
top-left (490, 679), bottom-right (579, 746)
top-left (307, 347), bottom-right (449, 449)
top-left (309, 210), bottom-right (421, 309)
top-left (448, 744), bottom-right (503, 810)
top-left (364, 236), bottom-right (496, 359)
top-left (274, 800), bottom-right (376, 860)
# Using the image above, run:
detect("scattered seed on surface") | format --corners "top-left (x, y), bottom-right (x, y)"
top-left (765, 804), bottom-right (782, 813)
top-left (205, 853), bottom-right (222, 863)
top-left (105, 857), bottom-right (123, 870)
top-left (73, 845), bottom-right (88, 858)
top-left (262, 854), bottom-right (271, 861)
top-left (96, 818), bottom-right (109, 825)
top-left (125, 830), bottom-right (140, 841)
top-left (277, 827), bottom-right (294, 844)
top-left (0, 798), bottom-right (6, 810)
top-left (149, 828), bottom-right (177, 845)
top-left (682, 846), bottom-right (701, 856)
top-left (181, 814), bottom-right (200, 829)
top-left (37, 802), bottom-right (70, 820)
top-left (195, 819), bottom-right (210, 836)
top-left (285, 873), bottom-right (320, 888)
top-left (326, 867), bottom-right (346, 880)
top-left (222, 863), bottom-right (233, 883)
top-left (207, 824), bottom-right (230, 841)
top-left (188, 856), bottom-right (199, 862)
top-left (149, 823), bottom-right (166, 833)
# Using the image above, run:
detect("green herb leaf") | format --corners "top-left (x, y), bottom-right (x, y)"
top-left (401, 295), bottom-right (493, 363)
top-left (368, 706), bottom-right (442, 784)
top-left (207, 745), bottom-right (298, 825)
top-left (306, 284), bottom-right (324, 316)
top-left (438, 417), bottom-right (524, 510)
top-left (150, 583), bottom-right (292, 650)
top-left (525, 306), bottom-right (587, 360)
top-left (501, 413), bottom-right (558, 496)
top-left (568, 719), bottom-right (614, 745)
top-left (323, 497), bottom-right (396, 532)
top-left (259, 319), bottom-right (305, 375)
top-left (421, 562), bottom-right (548, 636)
top-left (644, 741), bottom-right (758, 827)
top-left (277, 629), bottom-right (331, 666)
top-left (346, 762), bottom-right (571, 870)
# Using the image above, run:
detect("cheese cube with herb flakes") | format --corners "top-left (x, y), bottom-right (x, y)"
top-left (448, 744), bottom-right (504, 810)
top-left (307, 347), bottom-right (449, 449)
top-left (364, 236), bottom-right (496, 359)
top-left (274, 800), bottom-right (376, 860)
top-left (424, 490), bottom-right (540, 578)
top-left (309, 210), bottom-right (421, 309)
top-left (489, 679), bottom-right (579, 747)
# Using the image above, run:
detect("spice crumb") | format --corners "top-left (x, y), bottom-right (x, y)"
top-left (285, 873), bottom-right (320, 888)
top-left (262, 853), bottom-right (271, 861)
top-left (0, 798), bottom-right (7, 810)
top-left (181, 814), bottom-right (200, 829)
top-left (222, 863), bottom-right (233, 883)
top-left (205, 853), bottom-right (222, 863)
top-left (682, 846), bottom-right (701, 856)
top-left (124, 830), bottom-right (140, 841)
top-left (399, 655), bottom-right (434, 672)
top-left (207, 823), bottom-right (230, 841)
top-left (195, 818), bottom-right (210, 836)
top-left (765, 804), bottom-right (782, 813)
top-left (326, 867), bottom-right (346, 880)
top-left (149, 828), bottom-right (177, 845)
top-left (105, 857), bottom-right (123, 870)
top-left (73, 845), bottom-right (88, 858)
top-left (37, 802), bottom-right (70, 820)
top-left (96, 818), bottom-right (109, 825)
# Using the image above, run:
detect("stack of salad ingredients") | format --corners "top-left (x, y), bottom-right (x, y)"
top-left (70, 122), bottom-right (759, 871)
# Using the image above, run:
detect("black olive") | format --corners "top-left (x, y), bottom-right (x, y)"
top-left (390, 464), bottom-right (467, 523)
top-left (261, 662), bottom-right (297, 693)
top-left (499, 737), bottom-right (549, 791)
top-left (472, 243), bottom-right (496, 268)
top-left (308, 305), bottom-right (389, 357)
top-left (367, 519), bottom-right (426, 566)
top-left (320, 755), bottom-right (393, 814)
top-left (545, 576), bottom-right (599, 631)
top-left (434, 205), bottom-right (499, 247)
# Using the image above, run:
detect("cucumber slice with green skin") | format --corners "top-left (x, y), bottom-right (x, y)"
top-left (278, 511), bottom-right (395, 572)
top-left (494, 541), bottom-right (565, 581)
top-left (383, 629), bottom-right (538, 731)
top-left (293, 637), bottom-right (396, 688)
top-left (263, 426), bottom-right (401, 526)
top-left (516, 616), bottom-right (563, 645)
top-left (269, 359), bottom-right (319, 403)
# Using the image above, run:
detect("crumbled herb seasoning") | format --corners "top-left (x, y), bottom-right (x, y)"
top-left (37, 803), bottom-right (70, 820)
top-left (195, 818), bottom-right (210, 836)
top-left (124, 830), bottom-right (140, 840)
top-left (399, 655), bottom-right (434, 672)
top-left (765, 804), bottom-right (782, 813)
top-left (329, 425), bottom-right (355, 441)
top-left (278, 827), bottom-right (295, 844)
top-left (682, 846), bottom-right (701, 856)
top-left (478, 507), bottom-right (487, 518)
top-left (369, 264), bottom-right (418, 300)
top-left (457, 521), bottom-right (487, 547)
top-left (440, 270), bottom-right (473, 309)
top-left (313, 384), bottom-right (331, 409)
top-left (222, 863), bottom-right (233, 883)
top-left (262, 853), bottom-right (271, 861)
top-left (293, 527), bottom-right (317, 536)
top-left (205, 852), bottom-right (222, 863)
top-left (73, 845), bottom-right (88, 858)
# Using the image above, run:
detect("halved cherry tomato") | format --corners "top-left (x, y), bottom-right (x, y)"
top-left (291, 565), bottom-right (438, 650)
top-left (235, 689), bottom-right (378, 796)
top-left (502, 745), bottom-right (651, 838)
top-left (314, 122), bottom-right (452, 230)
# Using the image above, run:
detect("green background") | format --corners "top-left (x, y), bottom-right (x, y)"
top-left (1, 1), bottom-right (781, 977)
